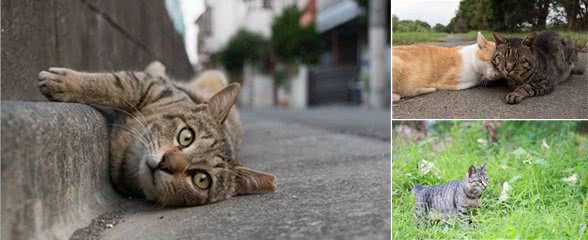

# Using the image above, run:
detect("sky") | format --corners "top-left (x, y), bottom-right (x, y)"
top-left (392, 0), bottom-right (461, 26)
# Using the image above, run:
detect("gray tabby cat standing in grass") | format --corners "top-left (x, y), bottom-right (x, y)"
top-left (37, 61), bottom-right (276, 206)
top-left (412, 164), bottom-right (489, 224)
top-left (492, 32), bottom-right (578, 104)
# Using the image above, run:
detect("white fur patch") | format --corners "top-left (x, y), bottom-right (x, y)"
top-left (457, 44), bottom-right (500, 89)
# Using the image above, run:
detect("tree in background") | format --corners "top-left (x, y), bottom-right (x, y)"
top-left (448, 0), bottom-right (493, 32)
top-left (392, 15), bottom-right (433, 32)
top-left (270, 5), bottom-right (319, 65)
top-left (448, 0), bottom-right (586, 32)
top-left (535, 0), bottom-right (551, 29)
top-left (488, 0), bottom-right (536, 31)
top-left (554, 0), bottom-right (587, 30)
top-left (219, 29), bottom-right (270, 78)
top-left (269, 5), bottom-right (320, 103)
top-left (433, 23), bottom-right (451, 33)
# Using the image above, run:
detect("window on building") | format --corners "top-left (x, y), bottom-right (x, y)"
top-left (263, 0), bottom-right (272, 9)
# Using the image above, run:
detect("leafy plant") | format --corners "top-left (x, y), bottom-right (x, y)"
top-left (219, 29), bottom-right (270, 77)
top-left (270, 5), bottom-right (319, 65)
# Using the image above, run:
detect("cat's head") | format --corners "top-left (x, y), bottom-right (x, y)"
top-left (128, 66), bottom-right (276, 206)
top-left (463, 163), bottom-right (489, 196)
top-left (475, 32), bottom-right (502, 81)
top-left (492, 32), bottom-right (536, 83)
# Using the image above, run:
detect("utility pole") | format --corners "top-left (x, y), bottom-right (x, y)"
top-left (368, 0), bottom-right (387, 109)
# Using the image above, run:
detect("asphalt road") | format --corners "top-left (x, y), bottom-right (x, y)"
top-left (97, 108), bottom-right (391, 240)
top-left (393, 42), bottom-right (588, 119)
top-left (245, 107), bottom-right (391, 141)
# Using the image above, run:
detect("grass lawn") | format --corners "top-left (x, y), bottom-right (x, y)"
top-left (393, 31), bottom-right (588, 48)
top-left (392, 32), bottom-right (448, 45)
top-left (392, 121), bottom-right (588, 239)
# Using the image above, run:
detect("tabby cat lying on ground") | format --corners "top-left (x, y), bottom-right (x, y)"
top-left (492, 32), bottom-right (578, 104)
top-left (393, 32), bottom-right (502, 102)
top-left (38, 62), bottom-right (276, 206)
top-left (412, 164), bottom-right (488, 224)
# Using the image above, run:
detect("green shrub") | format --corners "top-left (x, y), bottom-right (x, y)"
top-left (219, 29), bottom-right (270, 76)
top-left (271, 5), bottom-right (319, 64)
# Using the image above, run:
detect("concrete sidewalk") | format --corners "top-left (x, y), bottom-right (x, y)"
top-left (245, 107), bottom-right (391, 141)
top-left (98, 111), bottom-right (391, 239)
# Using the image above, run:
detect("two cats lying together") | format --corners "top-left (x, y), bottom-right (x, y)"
top-left (393, 32), bottom-right (579, 104)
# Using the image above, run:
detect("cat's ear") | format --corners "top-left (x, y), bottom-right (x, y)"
top-left (477, 32), bottom-right (489, 49)
top-left (144, 61), bottom-right (167, 77)
top-left (467, 165), bottom-right (476, 177)
top-left (481, 162), bottom-right (487, 171)
top-left (492, 32), bottom-right (507, 45)
top-left (207, 83), bottom-right (240, 124)
top-left (234, 166), bottom-right (277, 195)
top-left (522, 32), bottom-right (537, 50)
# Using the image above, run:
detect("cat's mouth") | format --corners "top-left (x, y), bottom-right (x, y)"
top-left (145, 159), bottom-right (165, 187)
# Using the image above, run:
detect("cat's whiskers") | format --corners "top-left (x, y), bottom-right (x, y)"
top-left (109, 124), bottom-right (149, 148)
top-left (107, 108), bottom-right (154, 150)
top-left (107, 98), bottom-right (156, 149)
top-left (109, 123), bottom-right (153, 155)
top-left (118, 97), bottom-right (157, 145)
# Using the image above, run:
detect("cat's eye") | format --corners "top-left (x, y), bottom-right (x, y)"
top-left (192, 172), bottom-right (211, 190)
top-left (177, 127), bottom-right (195, 147)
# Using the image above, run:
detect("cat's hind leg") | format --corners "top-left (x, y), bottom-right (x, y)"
top-left (187, 70), bottom-right (229, 99)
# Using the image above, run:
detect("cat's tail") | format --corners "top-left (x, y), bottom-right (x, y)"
top-left (190, 70), bottom-right (229, 98)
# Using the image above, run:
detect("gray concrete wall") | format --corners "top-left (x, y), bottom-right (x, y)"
top-left (1, 0), bottom-right (194, 101)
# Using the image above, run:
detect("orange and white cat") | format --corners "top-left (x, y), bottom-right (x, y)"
top-left (392, 32), bottom-right (501, 102)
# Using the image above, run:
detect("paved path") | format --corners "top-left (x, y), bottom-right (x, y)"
top-left (98, 109), bottom-right (391, 239)
top-left (394, 40), bottom-right (588, 119)
top-left (245, 107), bottom-right (391, 141)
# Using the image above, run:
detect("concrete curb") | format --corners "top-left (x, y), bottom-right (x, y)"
top-left (1, 101), bottom-right (122, 240)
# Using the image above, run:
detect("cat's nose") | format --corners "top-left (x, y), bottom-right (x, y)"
top-left (158, 155), bottom-right (173, 174)
top-left (158, 149), bottom-right (188, 174)
top-left (506, 63), bottom-right (514, 72)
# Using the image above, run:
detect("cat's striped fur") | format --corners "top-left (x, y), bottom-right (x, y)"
top-left (492, 32), bottom-right (578, 104)
top-left (38, 61), bottom-right (276, 206)
top-left (412, 164), bottom-right (488, 223)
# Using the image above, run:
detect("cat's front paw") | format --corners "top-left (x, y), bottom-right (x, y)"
top-left (504, 92), bottom-right (524, 104)
top-left (37, 68), bottom-right (77, 101)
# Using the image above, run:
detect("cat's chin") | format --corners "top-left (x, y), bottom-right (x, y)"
top-left (138, 159), bottom-right (159, 200)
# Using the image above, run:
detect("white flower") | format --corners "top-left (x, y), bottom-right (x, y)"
top-left (499, 182), bottom-right (511, 202)
top-left (418, 159), bottom-right (442, 178)
top-left (477, 138), bottom-right (488, 147)
top-left (512, 147), bottom-right (528, 158)
top-left (561, 174), bottom-right (577, 186)
top-left (541, 139), bottom-right (550, 150)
